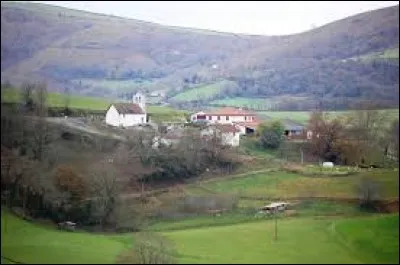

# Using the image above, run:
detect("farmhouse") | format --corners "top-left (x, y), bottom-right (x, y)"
top-left (105, 92), bottom-right (147, 127)
top-left (191, 107), bottom-right (265, 135)
top-left (191, 107), bottom-right (257, 124)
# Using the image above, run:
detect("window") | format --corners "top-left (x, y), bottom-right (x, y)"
top-left (245, 116), bottom-right (247, 121)
top-left (208, 116), bottom-right (212, 120)
top-left (226, 116), bottom-right (229, 121)
top-left (141, 117), bottom-right (144, 123)
top-left (217, 116), bottom-right (221, 120)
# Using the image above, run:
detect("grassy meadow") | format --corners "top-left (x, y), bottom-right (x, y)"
top-left (186, 169), bottom-right (399, 200)
top-left (163, 214), bottom-right (399, 264)
top-left (2, 210), bottom-right (398, 264)
top-left (1, 87), bottom-right (111, 110)
top-left (1, 166), bottom-right (399, 264)
top-left (1, 211), bottom-right (133, 264)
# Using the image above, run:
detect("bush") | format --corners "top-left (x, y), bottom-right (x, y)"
top-left (258, 120), bottom-right (285, 149)
top-left (118, 233), bottom-right (176, 264)
top-left (355, 176), bottom-right (381, 211)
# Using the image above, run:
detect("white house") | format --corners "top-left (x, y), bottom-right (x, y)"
top-left (191, 107), bottom-right (257, 124)
top-left (201, 124), bottom-right (243, 147)
top-left (105, 92), bottom-right (147, 127)
top-left (191, 107), bottom-right (264, 135)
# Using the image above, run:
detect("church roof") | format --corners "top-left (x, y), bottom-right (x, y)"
top-left (111, 103), bottom-right (145, 114)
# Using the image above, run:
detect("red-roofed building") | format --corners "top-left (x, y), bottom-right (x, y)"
top-left (191, 107), bottom-right (256, 124)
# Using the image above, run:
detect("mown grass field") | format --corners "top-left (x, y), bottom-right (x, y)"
top-left (162, 214), bottom-right (399, 264)
top-left (2, 210), bottom-right (398, 264)
top-left (187, 169), bottom-right (399, 200)
top-left (170, 81), bottom-right (233, 102)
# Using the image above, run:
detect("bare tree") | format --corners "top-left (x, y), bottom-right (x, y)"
top-left (30, 82), bottom-right (51, 161)
top-left (88, 162), bottom-right (121, 229)
top-left (1, 146), bottom-right (40, 215)
top-left (64, 86), bottom-right (71, 115)
top-left (385, 119), bottom-right (399, 161)
top-left (344, 104), bottom-right (390, 165)
top-left (307, 110), bottom-right (343, 163)
top-left (20, 82), bottom-right (35, 112)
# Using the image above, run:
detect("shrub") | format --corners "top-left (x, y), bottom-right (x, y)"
top-left (355, 176), bottom-right (381, 211)
top-left (118, 233), bottom-right (176, 264)
top-left (258, 120), bottom-right (285, 149)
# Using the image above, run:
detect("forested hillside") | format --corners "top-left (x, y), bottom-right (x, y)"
top-left (1, 2), bottom-right (399, 110)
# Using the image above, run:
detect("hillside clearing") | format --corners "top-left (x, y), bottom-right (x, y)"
top-left (170, 81), bottom-right (233, 102)
top-left (71, 79), bottom-right (166, 94)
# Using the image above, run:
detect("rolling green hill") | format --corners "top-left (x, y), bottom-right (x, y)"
top-left (1, 2), bottom-right (399, 110)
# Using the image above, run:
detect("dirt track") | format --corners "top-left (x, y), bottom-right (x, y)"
top-left (46, 117), bottom-right (126, 140)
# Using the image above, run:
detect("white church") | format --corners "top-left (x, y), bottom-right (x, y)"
top-left (105, 92), bottom-right (147, 127)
